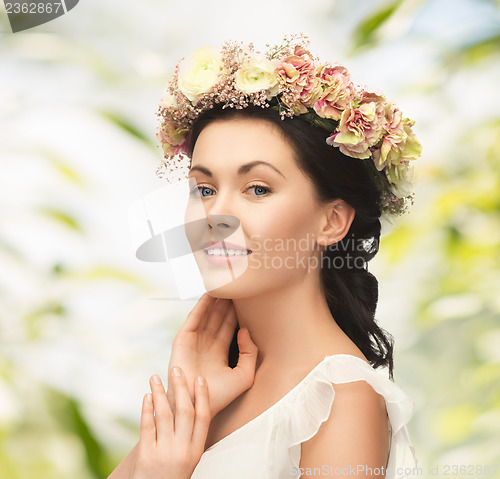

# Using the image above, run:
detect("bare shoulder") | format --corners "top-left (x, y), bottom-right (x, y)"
top-left (299, 379), bottom-right (389, 478)
top-left (329, 380), bottom-right (388, 424)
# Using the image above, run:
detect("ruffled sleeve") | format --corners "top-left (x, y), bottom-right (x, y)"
top-left (271, 354), bottom-right (418, 479)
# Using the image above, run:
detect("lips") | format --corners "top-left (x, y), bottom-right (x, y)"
top-left (202, 241), bottom-right (252, 253)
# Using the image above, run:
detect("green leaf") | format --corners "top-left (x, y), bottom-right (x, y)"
top-left (46, 388), bottom-right (111, 478)
top-left (352, 1), bottom-right (403, 50)
top-left (67, 397), bottom-right (108, 477)
top-left (0, 237), bottom-right (24, 261)
top-left (79, 265), bottom-right (141, 282)
top-left (98, 110), bottom-right (154, 146)
top-left (450, 34), bottom-right (500, 65)
top-left (24, 302), bottom-right (66, 339)
top-left (36, 147), bottom-right (85, 185)
top-left (38, 207), bottom-right (82, 232)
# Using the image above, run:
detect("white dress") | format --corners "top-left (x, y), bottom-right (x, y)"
top-left (191, 354), bottom-right (418, 479)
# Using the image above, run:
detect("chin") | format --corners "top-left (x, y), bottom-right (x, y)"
top-left (193, 249), bottom-right (251, 297)
top-left (201, 275), bottom-right (254, 300)
top-left (193, 250), bottom-right (290, 300)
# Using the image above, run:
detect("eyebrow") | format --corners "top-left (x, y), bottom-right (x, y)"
top-left (189, 160), bottom-right (286, 179)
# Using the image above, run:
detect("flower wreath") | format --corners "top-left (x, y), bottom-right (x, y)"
top-left (155, 33), bottom-right (422, 218)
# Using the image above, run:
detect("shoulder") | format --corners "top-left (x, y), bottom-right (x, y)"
top-left (299, 379), bottom-right (389, 478)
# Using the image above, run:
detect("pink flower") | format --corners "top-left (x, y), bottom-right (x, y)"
top-left (157, 122), bottom-right (189, 157)
top-left (327, 91), bottom-right (386, 159)
top-left (277, 45), bottom-right (322, 113)
top-left (313, 63), bottom-right (355, 120)
top-left (372, 103), bottom-right (423, 171)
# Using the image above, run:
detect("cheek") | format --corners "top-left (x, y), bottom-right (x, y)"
top-left (246, 192), bottom-right (319, 250)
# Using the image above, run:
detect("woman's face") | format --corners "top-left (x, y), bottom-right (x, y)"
top-left (185, 117), bottom-right (330, 299)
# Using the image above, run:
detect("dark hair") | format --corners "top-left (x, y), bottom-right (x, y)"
top-left (186, 104), bottom-right (395, 380)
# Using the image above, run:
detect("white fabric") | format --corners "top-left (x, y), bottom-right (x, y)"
top-left (191, 354), bottom-right (418, 479)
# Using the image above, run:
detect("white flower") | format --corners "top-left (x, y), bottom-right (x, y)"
top-left (177, 47), bottom-right (223, 105)
top-left (387, 162), bottom-right (416, 198)
top-left (159, 88), bottom-right (178, 109)
top-left (379, 211), bottom-right (398, 236)
top-left (235, 54), bottom-right (279, 96)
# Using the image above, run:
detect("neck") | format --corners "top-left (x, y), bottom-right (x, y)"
top-left (231, 270), bottom-right (345, 371)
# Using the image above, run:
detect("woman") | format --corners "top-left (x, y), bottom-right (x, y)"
top-left (109, 34), bottom-right (420, 479)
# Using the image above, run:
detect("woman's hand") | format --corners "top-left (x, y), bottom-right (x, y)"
top-left (131, 368), bottom-right (210, 479)
top-left (167, 293), bottom-right (258, 419)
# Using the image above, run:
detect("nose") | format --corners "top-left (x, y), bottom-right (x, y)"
top-left (204, 187), bottom-right (239, 233)
top-left (208, 214), bottom-right (241, 243)
top-left (199, 184), bottom-right (242, 242)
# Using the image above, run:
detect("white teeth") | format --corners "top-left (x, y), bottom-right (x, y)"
top-left (205, 248), bottom-right (249, 256)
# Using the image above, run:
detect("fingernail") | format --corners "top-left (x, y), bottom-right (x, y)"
top-left (146, 393), bottom-right (152, 402)
top-left (152, 374), bottom-right (162, 384)
top-left (197, 376), bottom-right (205, 386)
top-left (172, 366), bottom-right (182, 377)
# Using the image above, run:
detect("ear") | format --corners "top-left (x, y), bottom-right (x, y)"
top-left (316, 199), bottom-right (355, 247)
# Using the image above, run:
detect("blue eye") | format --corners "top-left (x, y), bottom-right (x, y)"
top-left (249, 184), bottom-right (269, 196)
top-left (200, 186), bottom-right (214, 197)
top-left (188, 184), bottom-right (271, 198)
top-left (189, 185), bottom-right (214, 197)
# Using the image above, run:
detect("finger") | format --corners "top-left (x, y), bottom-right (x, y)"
top-left (170, 367), bottom-right (195, 442)
top-left (204, 298), bottom-right (232, 337)
top-left (180, 292), bottom-right (216, 333)
top-left (166, 381), bottom-right (176, 418)
top-left (149, 375), bottom-right (174, 444)
top-left (214, 301), bottom-right (238, 347)
top-left (233, 327), bottom-right (259, 388)
top-left (139, 393), bottom-right (157, 447)
top-left (191, 376), bottom-right (211, 457)
top-left (196, 296), bottom-right (226, 332)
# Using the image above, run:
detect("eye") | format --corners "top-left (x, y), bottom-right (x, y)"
top-left (247, 183), bottom-right (271, 196)
top-left (189, 185), bottom-right (214, 198)
top-left (188, 183), bottom-right (272, 199)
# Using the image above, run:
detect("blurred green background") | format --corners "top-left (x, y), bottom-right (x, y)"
top-left (1, 0), bottom-right (499, 477)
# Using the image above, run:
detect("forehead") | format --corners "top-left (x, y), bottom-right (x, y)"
top-left (191, 117), bottom-right (296, 168)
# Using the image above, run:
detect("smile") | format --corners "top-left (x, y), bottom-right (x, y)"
top-left (204, 248), bottom-right (251, 256)
top-left (201, 241), bottom-right (252, 265)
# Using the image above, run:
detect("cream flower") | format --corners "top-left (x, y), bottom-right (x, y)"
top-left (386, 162), bottom-right (417, 198)
top-left (235, 55), bottom-right (279, 96)
top-left (177, 47), bottom-right (223, 105)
